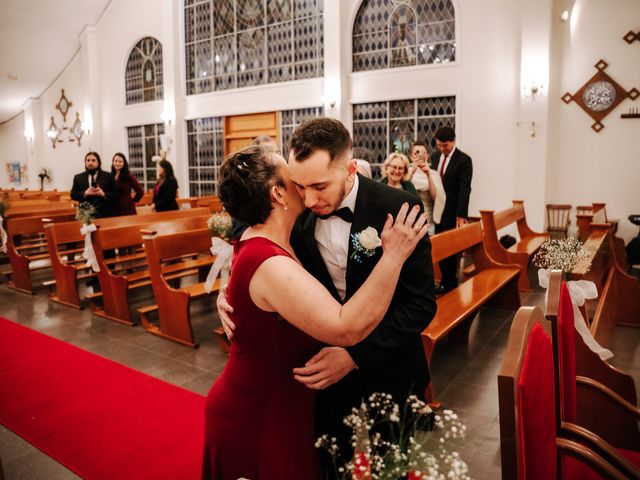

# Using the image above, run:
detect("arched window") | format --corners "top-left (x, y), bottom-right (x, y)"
top-left (353, 0), bottom-right (456, 72)
top-left (125, 37), bottom-right (164, 105)
top-left (184, 0), bottom-right (324, 95)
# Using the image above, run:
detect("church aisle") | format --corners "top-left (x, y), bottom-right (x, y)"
top-left (0, 283), bottom-right (637, 479)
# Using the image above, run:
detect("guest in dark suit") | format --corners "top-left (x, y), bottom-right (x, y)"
top-left (110, 152), bottom-right (143, 216)
top-left (152, 159), bottom-right (179, 212)
top-left (70, 151), bottom-right (117, 218)
top-left (429, 126), bottom-right (473, 292)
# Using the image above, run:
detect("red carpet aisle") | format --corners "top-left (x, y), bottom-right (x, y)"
top-left (0, 317), bottom-right (206, 479)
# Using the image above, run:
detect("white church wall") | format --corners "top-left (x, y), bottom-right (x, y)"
top-left (547, 0), bottom-right (640, 243)
top-left (0, 113), bottom-right (28, 188)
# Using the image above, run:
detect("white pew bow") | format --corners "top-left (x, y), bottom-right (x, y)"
top-left (539, 269), bottom-right (613, 361)
top-left (204, 237), bottom-right (233, 294)
top-left (0, 215), bottom-right (7, 254)
top-left (80, 223), bottom-right (100, 272)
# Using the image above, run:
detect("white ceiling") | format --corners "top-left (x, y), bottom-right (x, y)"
top-left (0, 0), bottom-right (111, 124)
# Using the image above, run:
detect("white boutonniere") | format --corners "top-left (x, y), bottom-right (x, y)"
top-left (350, 226), bottom-right (382, 263)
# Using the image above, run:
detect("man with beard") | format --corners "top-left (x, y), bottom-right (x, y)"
top-left (71, 151), bottom-right (117, 218)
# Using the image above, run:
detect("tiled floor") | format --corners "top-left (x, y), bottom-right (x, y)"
top-left (0, 270), bottom-right (638, 479)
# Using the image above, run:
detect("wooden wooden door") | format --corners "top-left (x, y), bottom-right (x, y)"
top-left (224, 111), bottom-right (279, 156)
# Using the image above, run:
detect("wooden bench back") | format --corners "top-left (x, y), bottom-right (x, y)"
top-left (492, 205), bottom-right (525, 231)
top-left (44, 208), bottom-right (209, 246)
top-left (95, 215), bottom-right (210, 250)
top-left (4, 201), bottom-right (75, 219)
top-left (143, 228), bottom-right (211, 263)
top-left (430, 221), bottom-right (483, 263)
top-left (7, 213), bottom-right (76, 237)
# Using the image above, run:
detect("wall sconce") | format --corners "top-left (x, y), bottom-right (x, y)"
top-left (529, 121), bottom-right (537, 138)
top-left (160, 110), bottom-right (173, 126)
top-left (46, 116), bottom-right (62, 148)
top-left (23, 128), bottom-right (34, 142)
top-left (523, 82), bottom-right (543, 100)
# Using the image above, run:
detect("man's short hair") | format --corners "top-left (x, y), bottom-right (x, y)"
top-left (410, 141), bottom-right (427, 151)
top-left (434, 126), bottom-right (456, 142)
top-left (289, 117), bottom-right (352, 163)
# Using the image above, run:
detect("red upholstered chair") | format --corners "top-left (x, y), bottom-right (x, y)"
top-left (548, 273), bottom-right (640, 463)
top-left (498, 306), bottom-right (636, 479)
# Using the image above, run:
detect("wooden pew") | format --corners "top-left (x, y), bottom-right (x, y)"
top-left (545, 270), bottom-right (640, 451)
top-left (573, 223), bottom-right (640, 347)
top-left (422, 220), bottom-right (521, 404)
top-left (498, 306), bottom-right (638, 480)
top-left (43, 208), bottom-right (209, 309)
top-left (88, 215), bottom-right (213, 325)
top-left (4, 213), bottom-right (77, 293)
top-left (139, 228), bottom-right (221, 348)
top-left (3, 201), bottom-right (76, 220)
top-left (479, 200), bottom-right (549, 291)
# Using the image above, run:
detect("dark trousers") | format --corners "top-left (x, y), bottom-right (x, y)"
top-left (435, 222), bottom-right (459, 289)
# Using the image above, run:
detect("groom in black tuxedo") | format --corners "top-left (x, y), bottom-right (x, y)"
top-left (70, 151), bottom-right (117, 218)
top-left (287, 118), bottom-right (436, 472)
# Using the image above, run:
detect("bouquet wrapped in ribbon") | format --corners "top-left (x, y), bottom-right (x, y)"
top-left (204, 212), bottom-right (234, 294)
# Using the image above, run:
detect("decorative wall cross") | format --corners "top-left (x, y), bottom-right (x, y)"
top-left (561, 59), bottom-right (639, 132)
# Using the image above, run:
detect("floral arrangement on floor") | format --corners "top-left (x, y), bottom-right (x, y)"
top-left (207, 211), bottom-right (233, 241)
top-left (75, 201), bottom-right (96, 225)
top-left (316, 393), bottom-right (469, 480)
top-left (533, 237), bottom-right (590, 277)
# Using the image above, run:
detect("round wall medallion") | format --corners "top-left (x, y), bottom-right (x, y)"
top-left (583, 81), bottom-right (616, 111)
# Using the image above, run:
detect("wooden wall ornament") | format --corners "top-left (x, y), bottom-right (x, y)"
top-left (55, 89), bottom-right (72, 122)
top-left (561, 59), bottom-right (639, 132)
top-left (623, 30), bottom-right (640, 44)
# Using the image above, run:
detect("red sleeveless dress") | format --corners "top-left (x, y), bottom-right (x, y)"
top-left (202, 237), bottom-right (322, 480)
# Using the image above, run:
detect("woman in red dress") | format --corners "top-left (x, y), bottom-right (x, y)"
top-left (202, 146), bottom-right (428, 480)
top-left (110, 153), bottom-right (143, 216)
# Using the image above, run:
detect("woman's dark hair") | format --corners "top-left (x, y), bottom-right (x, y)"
top-left (111, 152), bottom-right (130, 181)
top-left (158, 159), bottom-right (175, 180)
top-left (85, 151), bottom-right (102, 168)
top-left (219, 145), bottom-right (284, 226)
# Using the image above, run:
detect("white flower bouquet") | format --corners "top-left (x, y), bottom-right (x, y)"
top-left (533, 237), bottom-right (590, 278)
top-left (207, 212), bottom-right (233, 241)
top-left (316, 393), bottom-right (469, 480)
top-left (75, 201), bottom-right (96, 225)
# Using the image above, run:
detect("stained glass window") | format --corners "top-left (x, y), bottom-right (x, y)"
top-left (184, 0), bottom-right (324, 95)
top-left (186, 106), bottom-right (323, 195)
top-left (352, 96), bottom-right (456, 178)
top-left (126, 123), bottom-right (165, 191)
top-left (186, 117), bottom-right (225, 196)
top-left (353, 0), bottom-right (456, 72)
top-left (125, 37), bottom-right (164, 104)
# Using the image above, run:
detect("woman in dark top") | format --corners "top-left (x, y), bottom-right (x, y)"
top-left (110, 152), bottom-right (144, 216)
top-left (152, 159), bottom-right (179, 212)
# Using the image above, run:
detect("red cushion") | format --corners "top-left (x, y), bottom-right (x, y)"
top-left (561, 454), bottom-right (607, 479)
top-left (519, 323), bottom-right (557, 479)
top-left (618, 447), bottom-right (640, 467)
top-left (558, 282), bottom-right (577, 422)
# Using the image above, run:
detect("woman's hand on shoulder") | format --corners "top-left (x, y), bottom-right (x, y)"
top-left (380, 203), bottom-right (428, 262)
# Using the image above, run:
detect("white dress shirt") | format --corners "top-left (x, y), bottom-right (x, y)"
top-left (314, 175), bottom-right (359, 300)
top-left (438, 146), bottom-right (457, 177)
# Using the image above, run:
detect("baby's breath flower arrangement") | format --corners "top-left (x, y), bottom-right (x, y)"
top-left (207, 212), bottom-right (233, 241)
top-left (533, 237), bottom-right (590, 278)
top-left (75, 202), bottom-right (96, 225)
top-left (316, 393), bottom-right (469, 480)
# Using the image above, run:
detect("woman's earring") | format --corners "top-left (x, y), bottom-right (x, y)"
top-left (284, 203), bottom-right (288, 211)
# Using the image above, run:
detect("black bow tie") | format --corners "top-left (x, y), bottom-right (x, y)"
top-left (317, 207), bottom-right (353, 223)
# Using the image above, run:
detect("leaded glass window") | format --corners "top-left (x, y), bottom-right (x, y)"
top-left (125, 37), bottom-right (164, 104)
top-left (127, 123), bottom-right (165, 191)
top-left (280, 106), bottom-right (324, 159)
top-left (184, 0), bottom-right (324, 95)
top-left (186, 117), bottom-right (225, 196)
top-left (352, 96), bottom-right (456, 178)
top-left (353, 0), bottom-right (456, 72)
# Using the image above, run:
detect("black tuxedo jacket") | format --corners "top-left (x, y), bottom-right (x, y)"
top-left (291, 175), bottom-right (436, 413)
top-left (430, 148), bottom-right (473, 229)
top-left (70, 170), bottom-right (117, 218)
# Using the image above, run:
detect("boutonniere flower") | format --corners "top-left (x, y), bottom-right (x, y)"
top-left (350, 226), bottom-right (382, 263)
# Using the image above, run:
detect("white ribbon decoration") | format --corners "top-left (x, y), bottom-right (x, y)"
top-left (204, 237), bottom-right (233, 294)
top-left (539, 269), bottom-right (613, 361)
top-left (80, 223), bottom-right (100, 272)
top-left (0, 215), bottom-right (7, 254)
